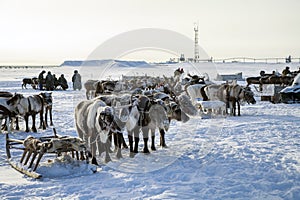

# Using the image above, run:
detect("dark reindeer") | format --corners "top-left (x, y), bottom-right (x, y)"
top-left (95, 80), bottom-right (118, 97)
top-left (0, 105), bottom-right (13, 133)
top-left (0, 91), bottom-right (20, 131)
top-left (39, 92), bottom-right (53, 127)
top-left (125, 95), bottom-right (169, 156)
top-left (22, 78), bottom-right (38, 89)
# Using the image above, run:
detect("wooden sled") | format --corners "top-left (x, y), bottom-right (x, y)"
top-left (5, 128), bottom-right (90, 179)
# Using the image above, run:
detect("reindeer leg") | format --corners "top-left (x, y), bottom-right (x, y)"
top-left (89, 136), bottom-right (98, 165)
top-left (142, 127), bottom-right (150, 154)
top-left (44, 108), bottom-right (48, 127)
top-left (15, 117), bottom-right (20, 130)
top-left (151, 128), bottom-right (156, 151)
top-left (116, 134), bottom-right (123, 159)
top-left (225, 100), bottom-right (229, 115)
top-left (128, 133), bottom-right (134, 153)
top-left (232, 100), bottom-right (236, 116)
top-left (133, 136), bottom-right (139, 153)
top-left (104, 142), bottom-right (112, 163)
top-left (121, 134), bottom-right (128, 149)
top-left (113, 133), bottom-right (118, 152)
top-left (32, 114), bottom-right (37, 133)
top-left (133, 127), bottom-right (140, 154)
top-left (40, 110), bottom-right (46, 130)
top-left (132, 126), bottom-right (140, 153)
top-left (237, 101), bottom-right (241, 116)
top-left (24, 115), bottom-right (30, 132)
top-left (160, 128), bottom-right (167, 148)
top-left (49, 107), bottom-right (53, 126)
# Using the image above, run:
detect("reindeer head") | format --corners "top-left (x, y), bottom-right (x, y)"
top-left (6, 93), bottom-right (24, 107)
top-left (242, 87), bottom-right (256, 104)
top-left (40, 92), bottom-right (53, 105)
top-left (96, 106), bottom-right (115, 143)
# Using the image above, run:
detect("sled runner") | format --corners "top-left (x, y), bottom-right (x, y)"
top-left (5, 129), bottom-right (91, 179)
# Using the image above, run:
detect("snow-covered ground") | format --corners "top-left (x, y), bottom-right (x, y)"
top-left (0, 62), bottom-right (300, 199)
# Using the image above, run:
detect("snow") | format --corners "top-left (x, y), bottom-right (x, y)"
top-left (0, 62), bottom-right (300, 199)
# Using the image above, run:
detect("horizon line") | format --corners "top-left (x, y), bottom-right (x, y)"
top-left (1, 56), bottom-right (299, 66)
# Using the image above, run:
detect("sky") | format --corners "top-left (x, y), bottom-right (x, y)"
top-left (0, 0), bottom-right (300, 65)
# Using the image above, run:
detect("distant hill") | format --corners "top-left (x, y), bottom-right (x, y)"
top-left (60, 59), bottom-right (150, 67)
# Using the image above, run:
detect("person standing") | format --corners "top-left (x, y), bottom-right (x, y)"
top-left (72, 70), bottom-right (82, 90)
top-left (38, 70), bottom-right (46, 90)
top-left (45, 71), bottom-right (54, 91)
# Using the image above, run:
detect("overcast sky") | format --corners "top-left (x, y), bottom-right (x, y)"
top-left (1, 0), bottom-right (299, 65)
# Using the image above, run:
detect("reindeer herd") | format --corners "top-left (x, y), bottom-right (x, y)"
top-left (0, 68), bottom-right (256, 165)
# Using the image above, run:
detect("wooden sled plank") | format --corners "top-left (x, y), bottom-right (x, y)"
top-left (8, 159), bottom-right (42, 179)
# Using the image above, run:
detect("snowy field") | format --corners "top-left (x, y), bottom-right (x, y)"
top-left (0, 62), bottom-right (300, 199)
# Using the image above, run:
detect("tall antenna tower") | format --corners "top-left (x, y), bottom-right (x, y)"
top-left (194, 22), bottom-right (200, 62)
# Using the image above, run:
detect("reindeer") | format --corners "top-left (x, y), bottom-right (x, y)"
top-left (84, 80), bottom-right (98, 100)
top-left (0, 91), bottom-right (20, 131)
top-left (7, 93), bottom-right (46, 132)
top-left (22, 78), bottom-right (38, 89)
top-left (39, 92), bottom-right (53, 127)
top-left (126, 95), bottom-right (170, 155)
top-left (201, 84), bottom-right (256, 116)
top-left (75, 99), bottom-right (121, 165)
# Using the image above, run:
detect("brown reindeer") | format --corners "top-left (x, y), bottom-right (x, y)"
top-left (84, 80), bottom-right (98, 99)
top-left (22, 78), bottom-right (38, 89)
top-left (202, 84), bottom-right (256, 116)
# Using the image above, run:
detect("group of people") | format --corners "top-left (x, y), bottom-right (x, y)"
top-left (281, 66), bottom-right (300, 76)
top-left (259, 66), bottom-right (300, 78)
top-left (38, 70), bottom-right (82, 91)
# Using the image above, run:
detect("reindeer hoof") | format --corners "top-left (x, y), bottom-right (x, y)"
top-left (143, 149), bottom-right (150, 154)
top-left (133, 148), bottom-right (138, 153)
top-left (32, 128), bottom-right (37, 133)
top-left (151, 146), bottom-right (156, 151)
top-left (91, 157), bottom-right (98, 166)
